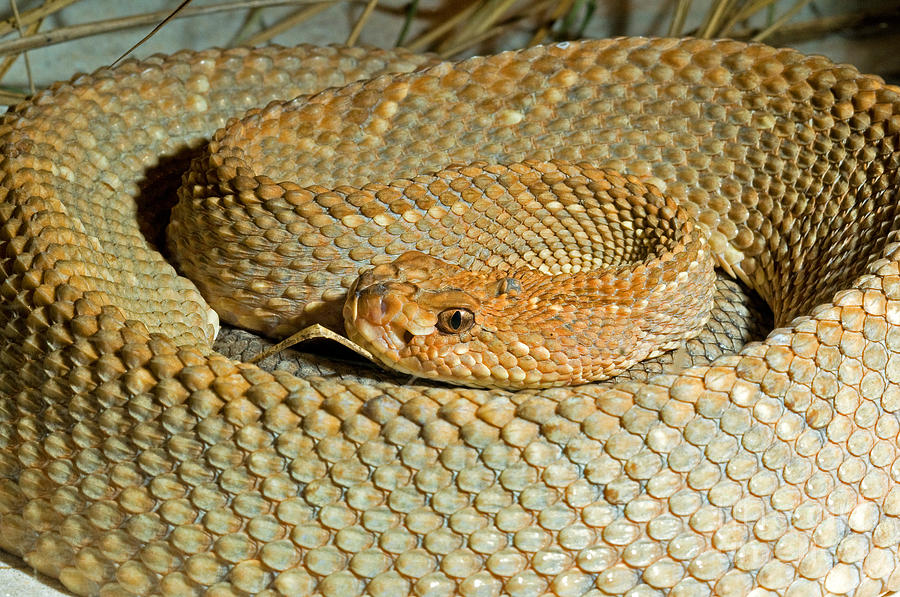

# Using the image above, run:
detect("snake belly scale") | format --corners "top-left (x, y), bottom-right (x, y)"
top-left (0, 37), bottom-right (899, 596)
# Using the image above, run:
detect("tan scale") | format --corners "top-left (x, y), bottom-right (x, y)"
top-left (0, 38), bottom-right (898, 597)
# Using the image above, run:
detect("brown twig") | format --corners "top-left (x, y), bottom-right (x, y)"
top-left (403, 1), bottom-right (479, 52)
top-left (751, 0), bottom-right (813, 42)
top-left (527, 0), bottom-right (576, 46)
top-left (0, 0), bottom-right (79, 38)
top-left (717, 0), bottom-right (778, 37)
top-left (0, 16), bottom-right (37, 80)
top-left (7, 0), bottom-right (34, 93)
top-left (0, 88), bottom-right (26, 103)
top-left (112, 0), bottom-right (194, 66)
top-left (436, 0), bottom-right (557, 58)
top-left (240, 2), bottom-right (334, 46)
top-left (439, 0), bottom-right (518, 54)
top-left (729, 5), bottom-right (900, 44)
top-left (698, 0), bottom-right (734, 38)
top-left (667, 0), bottom-right (692, 36)
top-left (231, 6), bottom-right (267, 44)
top-left (0, 0), bottom-right (323, 57)
top-left (346, 0), bottom-right (378, 45)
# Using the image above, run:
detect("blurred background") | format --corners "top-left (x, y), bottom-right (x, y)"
top-left (0, 0), bottom-right (898, 595)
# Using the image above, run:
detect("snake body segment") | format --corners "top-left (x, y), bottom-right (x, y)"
top-left (0, 38), bottom-right (899, 596)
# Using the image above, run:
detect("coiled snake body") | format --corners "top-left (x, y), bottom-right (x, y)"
top-left (1, 37), bottom-right (899, 596)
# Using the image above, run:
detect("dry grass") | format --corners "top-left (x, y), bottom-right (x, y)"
top-left (0, 0), bottom-right (896, 105)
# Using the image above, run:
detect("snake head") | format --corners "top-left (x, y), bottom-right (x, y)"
top-left (343, 251), bottom-right (526, 386)
top-left (343, 250), bottom-right (654, 390)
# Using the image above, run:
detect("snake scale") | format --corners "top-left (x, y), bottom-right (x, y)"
top-left (1, 36), bottom-right (900, 596)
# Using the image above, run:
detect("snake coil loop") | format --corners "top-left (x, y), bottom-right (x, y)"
top-left (0, 38), bottom-right (899, 596)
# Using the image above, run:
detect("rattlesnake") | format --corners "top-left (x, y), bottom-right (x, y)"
top-left (1, 37), bottom-right (899, 596)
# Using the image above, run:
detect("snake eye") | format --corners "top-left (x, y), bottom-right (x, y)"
top-left (436, 308), bottom-right (475, 334)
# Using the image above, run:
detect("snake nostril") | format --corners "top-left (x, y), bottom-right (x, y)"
top-left (361, 283), bottom-right (387, 298)
top-left (403, 330), bottom-right (414, 345)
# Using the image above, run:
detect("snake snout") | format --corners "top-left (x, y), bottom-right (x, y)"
top-left (352, 283), bottom-right (396, 325)
top-left (344, 277), bottom-right (438, 358)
